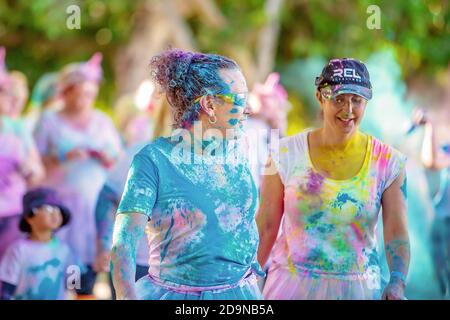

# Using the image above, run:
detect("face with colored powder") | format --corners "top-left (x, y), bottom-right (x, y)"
top-left (201, 68), bottom-right (249, 138)
top-left (317, 92), bottom-right (367, 135)
top-left (61, 80), bottom-right (99, 113)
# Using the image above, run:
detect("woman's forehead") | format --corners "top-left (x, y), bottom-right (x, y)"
top-left (218, 68), bottom-right (247, 92)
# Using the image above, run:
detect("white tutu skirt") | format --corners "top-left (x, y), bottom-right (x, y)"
top-left (263, 265), bottom-right (382, 300)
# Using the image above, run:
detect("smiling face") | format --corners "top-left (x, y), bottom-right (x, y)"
top-left (61, 80), bottom-right (99, 113)
top-left (317, 91), bottom-right (367, 135)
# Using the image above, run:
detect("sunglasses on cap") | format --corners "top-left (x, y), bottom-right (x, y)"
top-left (320, 87), bottom-right (367, 108)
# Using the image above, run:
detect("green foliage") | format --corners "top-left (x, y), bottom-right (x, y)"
top-left (0, 0), bottom-right (448, 113)
top-left (0, 0), bottom-right (137, 106)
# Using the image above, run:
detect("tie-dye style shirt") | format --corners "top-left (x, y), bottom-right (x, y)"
top-left (0, 116), bottom-right (35, 217)
top-left (117, 136), bottom-right (260, 286)
top-left (0, 238), bottom-right (72, 300)
top-left (271, 130), bottom-right (406, 283)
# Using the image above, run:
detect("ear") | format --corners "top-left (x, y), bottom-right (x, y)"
top-left (199, 95), bottom-right (215, 116)
top-left (315, 90), bottom-right (323, 103)
top-left (25, 215), bottom-right (34, 225)
top-left (315, 90), bottom-right (325, 119)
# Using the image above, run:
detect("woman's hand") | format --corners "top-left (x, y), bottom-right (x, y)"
top-left (411, 108), bottom-right (430, 127)
top-left (381, 169), bottom-right (410, 301)
top-left (93, 250), bottom-right (111, 273)
top-left (382, 280), bottom-right (405, 300)
top-left (20, 145), bottom-right (45, 187)
top-left (65, 148), bottom-right (90, 162)
top-left (88, 150), bottom-right (115, 168)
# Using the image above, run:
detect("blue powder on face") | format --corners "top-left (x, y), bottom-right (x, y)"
top-left (228, 118), bottom-right (239, 126)
top-left (230, 108), bottom-right (239, 114)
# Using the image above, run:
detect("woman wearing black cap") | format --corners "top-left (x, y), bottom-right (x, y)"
top-left (257, 58), bottom-right (410, 299)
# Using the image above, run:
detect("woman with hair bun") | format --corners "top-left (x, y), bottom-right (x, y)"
top-left (111, 48), bottom-right (264, 300)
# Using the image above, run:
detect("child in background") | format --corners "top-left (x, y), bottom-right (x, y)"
top-left (0, 188), bottom-right (74, 300)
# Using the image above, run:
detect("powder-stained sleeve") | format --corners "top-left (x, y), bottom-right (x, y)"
top-left (270, 135), bottom-right (294, 186)
top-left (383, 148), bottom-right (407, 192)
top-left (116, 152), bottom-right (159, 219)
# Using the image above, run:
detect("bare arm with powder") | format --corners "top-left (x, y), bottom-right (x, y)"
top-left (256, 156), bottom-right (285, 268)
top-left (110, 212), bottom-right (147, 300)
top-left (412, 108), bottom-right (450, 171)
top-left (381, 169), bottom-right (410, 300)
top-left (110, 148), bottom-right (158, 299)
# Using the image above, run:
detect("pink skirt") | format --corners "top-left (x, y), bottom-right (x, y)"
top-left (263, 264), bottom-right (382, 300)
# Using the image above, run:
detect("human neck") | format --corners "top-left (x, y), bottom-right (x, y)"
top-left (319, 127), bottom-right (362, 151)
top-left (185, 127), bottom-right (225, 154)
top-left (29, 230), bottom-right (53, 242)
top-left (61, 106), bottom-right (91, 119)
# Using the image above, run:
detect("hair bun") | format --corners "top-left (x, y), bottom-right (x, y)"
top-left (151, 49), bottom-right (194, 92)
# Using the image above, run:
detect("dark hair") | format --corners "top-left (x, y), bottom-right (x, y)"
top-left (150, 49), bottom-right (239, 128)
top-left (19, 187), bottom-right (71, 233)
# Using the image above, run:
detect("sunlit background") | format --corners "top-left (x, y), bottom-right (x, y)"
top-left (1, 0), bottom-right (449, 299)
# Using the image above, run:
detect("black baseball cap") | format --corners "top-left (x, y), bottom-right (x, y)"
top-left (19, 188), bottom-right (71, 233)
top-left (315, 58), bottom-right (372, 100)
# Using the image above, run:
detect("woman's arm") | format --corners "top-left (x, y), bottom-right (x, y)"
top-left (94, 184), bottom-right (119, 273)
top-left (111, 212), bottom-right (147, 300)
top-left (422, 121), bottom-right (450, 170)
top-left (22, 145), bottom-right (45, 187)
top-left (413, 109), bottom-right (450, 170)
top-left (381, 169), bottom-right (410, 300)
top-left (256, 156), bottom-right (285, 268)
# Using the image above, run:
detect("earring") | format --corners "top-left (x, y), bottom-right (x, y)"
top-left (208, 115), bottom-right (217, 124)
